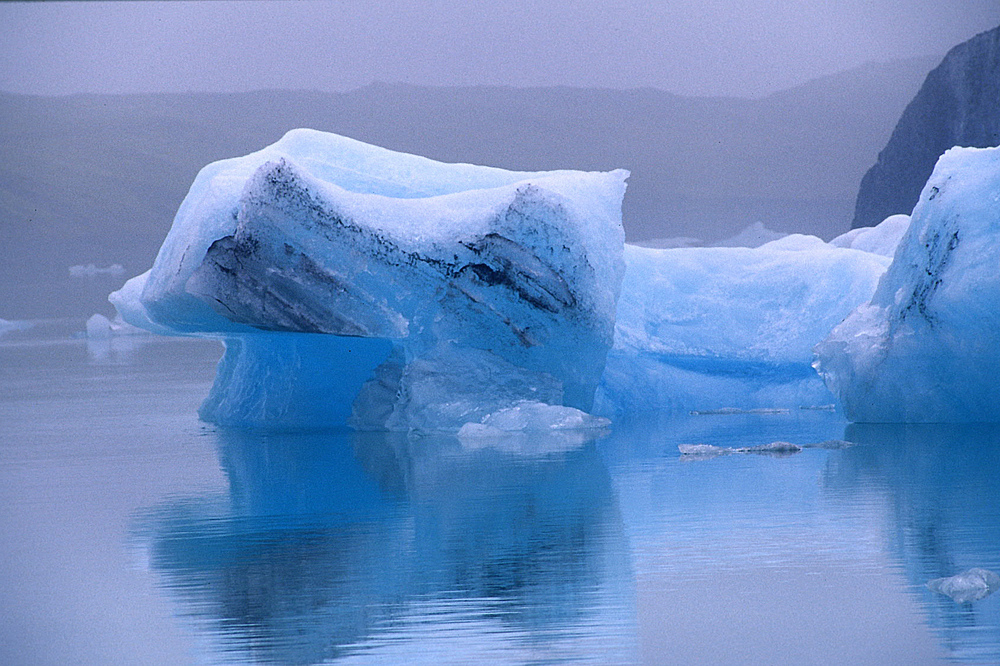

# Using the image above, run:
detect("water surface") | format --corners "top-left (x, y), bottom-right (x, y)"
top-left (2, 327), bottom-right (998, 664)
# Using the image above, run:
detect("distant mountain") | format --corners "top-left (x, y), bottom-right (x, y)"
top-left (852, 25), bottom-right (1000, 229)
top-left (0, 57), bottom-right (936, 318)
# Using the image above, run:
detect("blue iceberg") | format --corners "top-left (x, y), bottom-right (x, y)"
top-left (112, 129), bottom-right (920, 430)
top-left (814, 146), bottom-right (1000, 423)
top-left (595, 236), bottom-right (889, 417)
top-left (111, 129), bottom-right (628, 430)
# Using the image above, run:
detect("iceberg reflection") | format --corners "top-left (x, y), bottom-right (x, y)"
top-left (133, 428), bottom-right (637, 665)
top-left (824, 424), bottom-right (1000, 664)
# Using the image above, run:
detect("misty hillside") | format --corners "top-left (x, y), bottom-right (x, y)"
top-left (853, 25), bottom-right (1000, 228)
top-left (0, 56), bottom-right (936, 318)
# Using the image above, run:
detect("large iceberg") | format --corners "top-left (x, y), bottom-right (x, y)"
top-left (113, 129), bottom-right (909, 430)
top-left (814, 146), bottom-right (1000, 423)
top-left (111, 129), bottom-right (628, 430)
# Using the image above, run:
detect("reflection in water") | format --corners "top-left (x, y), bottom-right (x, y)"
top-left (133, 428), bottom-right (637, 665)
top-left (825, 424), bottom-right (1000, 664)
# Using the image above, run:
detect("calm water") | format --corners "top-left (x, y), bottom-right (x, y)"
top-left (2, 325), bottom-right (999, 665)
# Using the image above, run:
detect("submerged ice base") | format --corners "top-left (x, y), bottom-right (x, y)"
top-left (112, 129), bottom-right (628, 430)
top-left (815, 146), bottom-right (1000, 423)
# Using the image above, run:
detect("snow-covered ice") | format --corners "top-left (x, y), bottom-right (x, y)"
top-left (828, 214), bottom-right (910, 257)
top-left (927, 568), bottom-right (1000, 603)
top-left (111, 129), bottom-right (628, 430)
top-left (815, 146), bottom-right (1000, 423)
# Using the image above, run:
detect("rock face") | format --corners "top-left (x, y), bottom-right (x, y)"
top-left (852, 26), bottom-right (1000, 229)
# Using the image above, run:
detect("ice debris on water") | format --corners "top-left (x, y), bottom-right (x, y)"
top-left (688, 408), bottom-right (790, 416)
top-left (678, 441), bottom-right (802, 459)
top-left (457, 401), bottom-right (610, 437)
top-left (927, 568), bottom-right (1000, 603)
top-left (800, 439), bottom-right (857, 450)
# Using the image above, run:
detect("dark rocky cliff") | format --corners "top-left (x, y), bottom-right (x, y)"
top-left (852, 26), bottom-right (1000, 229)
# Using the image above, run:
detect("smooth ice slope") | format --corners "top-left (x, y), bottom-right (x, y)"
top-left (111, 129), bottom-right (628, 430)
top-left (595, 238), bottom-right (891, 417)
top-left (815, 146), bottom-right (1000, 423)
top-left (829, 214), bottom-right (911, 257)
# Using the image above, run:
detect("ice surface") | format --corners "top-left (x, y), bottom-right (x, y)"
top-left (111, 129), bottom-right (628, 430)
top-left (85, 314), bottom-right (112, 339)
top-left (458, 401), bottom-right (610, 435)
top-left (69, 263), bottom-right (125, 278)
top-left (927, 568), bottom-right (1000, 603)
top-left (814, 146), bottom-right (1000, 423)
top-left (594, 239), bottom-right (890, 418)
top-left (829, 214), bottom-right (910, 257)
top-left (678, 441), bottom-right (802, 458)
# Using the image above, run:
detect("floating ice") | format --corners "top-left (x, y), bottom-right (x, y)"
top-left (69, 263), bottom-right (125, 278)
top-left (457, 401), bottom-right (609, 454)
top-left (689, 408), bottom-right (790, 416)
top-left (927, 568), bottom-right (1000, 603)
top-left (677, 444), bottom-right (730, 458)
top-left (815, 146), bottom-right (1000, 423)
top-left (85, 314), bottom-right (112, 339)
top-left (736, 441), bottom-right (802, 454)
top-left (678, 441), bottom-right (802, 458)
top-left (595, 239), bottom-right (889, 418)
top-left (800, 439), bottom-right (857, 450)
top-left (111, 129), bottom-right (627, 430)
top-left (0, 318), bottom-right (31, 337)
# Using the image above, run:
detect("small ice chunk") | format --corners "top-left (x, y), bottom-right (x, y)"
top-left (86, 314), bottom-right (112, 339)
top-left (734, 441), bottom-right (802, 454)
top-left (801, 439), bottom-right (857, 450)
top-left (927, 568), bottom-right (1000, 603)
top-left (678, 444), bottom-right (730, 457)
top-left (459, 401), bottom-right (610, 435)
top-left (457, 401), bottom-right (608, 454)
top-left (678, 441), bottom-right (802, 458)
top-left (689, 408), bottom-right (790, 416)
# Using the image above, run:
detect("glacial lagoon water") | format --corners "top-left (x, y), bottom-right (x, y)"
top-left (2, 325), bottom-right (999, 665)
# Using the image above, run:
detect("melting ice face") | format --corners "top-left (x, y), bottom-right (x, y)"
top-left (814, 146), bottom-right (1000, 423)
top-left (111, 129), bottom-right (628, 431)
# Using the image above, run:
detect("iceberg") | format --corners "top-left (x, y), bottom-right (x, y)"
top-left (814, 146), bottom-right (1000, 423)
top-left (594, 237), bottom-right (890, 418)
top-left (111, 129), bottom-right (628, 430)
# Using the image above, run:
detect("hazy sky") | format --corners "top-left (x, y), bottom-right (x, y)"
top-left (1, 1), bottom-right (998, 98)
